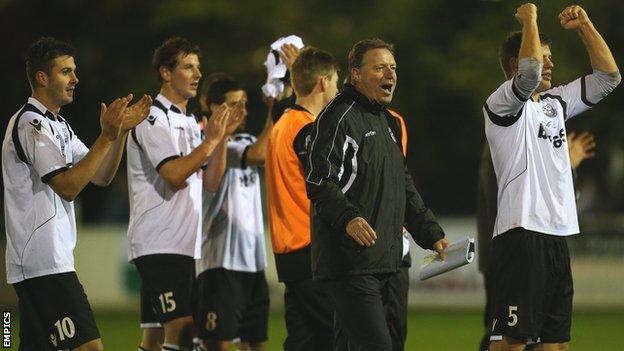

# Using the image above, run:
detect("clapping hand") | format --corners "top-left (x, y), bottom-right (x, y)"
top-left (225, 100), bottom-right (246, 135)
top-left (121, 94), bottom-right (152, 133)
top-left (99, 95), bottom-right (131, 141)
top-left (203, 103), bottom-right (230, 144)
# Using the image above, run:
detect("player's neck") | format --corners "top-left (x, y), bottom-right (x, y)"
top-left (160, 86), bottom-right (189, 114)
top-left (296, 94), bottom-right (324, 118)
top-left (31, 91), bottom-right (61, 114)
top-left (531, 92), bottom-right (540, 102)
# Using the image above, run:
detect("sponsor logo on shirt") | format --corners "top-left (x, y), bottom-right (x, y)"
top-left (537, 124), bottom-right (566, 148)
top-left (364, 130), bottom-right (376, 138)
top-left (239, 172), bottom-right (257, 187)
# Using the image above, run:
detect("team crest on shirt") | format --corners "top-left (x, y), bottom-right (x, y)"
top-left (542, 103), bottom-right (557, 118)
top-left (29, 118), bottom-right (42, 132)
top-left (147, 115), bottom-right (157, 125)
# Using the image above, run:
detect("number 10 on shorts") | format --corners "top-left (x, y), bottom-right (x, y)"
top-left (508, 306), bottom-right (518, 326)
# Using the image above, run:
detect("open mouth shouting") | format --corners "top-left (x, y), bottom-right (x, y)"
top-left (380, 83), bottom-right (394, 95)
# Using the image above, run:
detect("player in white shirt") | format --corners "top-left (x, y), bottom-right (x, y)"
top-left (194, 73), bottom-right (273, 351)
top-left (126, 37), bottom-right (231, 351)
top-left (3, 37), bottom-right (150, 351)
top-left (484, 4), bottom-right (620, 351)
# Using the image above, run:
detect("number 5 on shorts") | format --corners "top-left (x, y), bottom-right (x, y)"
top-left (507, 306), bottom-right (518, 326)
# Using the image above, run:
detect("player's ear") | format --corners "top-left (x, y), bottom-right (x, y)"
top-left (35, 70), bottom-right (48, 88)
top-left (351, 68), bottom-right (361, 85)
top-left (159, 66), bottom-right (171, 83)
top-left (320, 75), bottom-right (328, 92)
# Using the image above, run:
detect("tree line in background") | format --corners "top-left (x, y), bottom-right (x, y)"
top-left (0, 0), bottom-right (622, 222)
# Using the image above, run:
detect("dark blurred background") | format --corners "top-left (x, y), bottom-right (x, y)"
top-left (1, 0), bottom-right (622, 222)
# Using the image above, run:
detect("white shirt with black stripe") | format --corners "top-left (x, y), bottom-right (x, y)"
top-left (484, 76), bottom-right (606, 238)
top-left (197, 133), bottom-right (267, 275)
top-left (126, 94), bottom-right (203, 260)
top-left (2, 97), bottom-right (89, 284)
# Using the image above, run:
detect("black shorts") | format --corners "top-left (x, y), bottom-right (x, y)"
top-left (133, 254), bottom-right (195, 326)
top-left (489, 228), bottom-right (573, 344)
top-left (13, 272), bottom-right (100, 350)
top-left (195, 268), bottom-right (269, 342)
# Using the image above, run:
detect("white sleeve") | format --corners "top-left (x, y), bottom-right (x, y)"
top-left (541, 70), bottom-right (621, 121)
top-left (62, 121), bottom-right (89, 163)
top-left (134, 110), bottom-right (180, 171)
top-left (226, 140), bottom-right (250, 169)
top-left (70, 134), bottom-right (89, 164)
top-left (19, 114), bottom-right (68, 183)
top-left (483, 79), bottom-right (527, 127)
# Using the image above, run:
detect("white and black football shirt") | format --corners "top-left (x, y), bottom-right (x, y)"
top-left (484, 73), bottom-right (614, 238)
top-left (2, 97), bottom-right (89, 283)
top-left (197, 133), bottom-right (267, 274)
top-left (126, 94), bottom-right (203, 260)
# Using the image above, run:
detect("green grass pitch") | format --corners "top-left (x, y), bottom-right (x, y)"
top-left (7, 310), bottom-right (623, 350)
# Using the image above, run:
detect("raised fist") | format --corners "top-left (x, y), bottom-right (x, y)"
top-left (515, 3), bottom-right (538, 26)
top-left (558, 5), bottom-right (590, 30)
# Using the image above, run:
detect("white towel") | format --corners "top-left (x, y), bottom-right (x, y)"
top-left (261, 35), bottom-right (304, 98)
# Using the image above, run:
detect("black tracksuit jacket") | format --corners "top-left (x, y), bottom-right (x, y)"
top-left (305, 83), bottom-right (445, 280)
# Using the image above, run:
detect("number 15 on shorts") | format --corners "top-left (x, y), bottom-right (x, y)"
top-left (159, 292), bottom-right (177, 313)
top-left (508, 306), bottom-right (518, 326)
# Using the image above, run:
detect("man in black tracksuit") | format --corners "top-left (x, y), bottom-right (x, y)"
top-left (304, 38), bottom-right (449, 350)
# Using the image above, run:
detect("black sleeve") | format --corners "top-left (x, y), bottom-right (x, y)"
top-left (292, 123), bottom-right (313, 167)
top-left (404, 167), bottom-right (445, 250)
top-left (304, 103), bottom-right (361, 232)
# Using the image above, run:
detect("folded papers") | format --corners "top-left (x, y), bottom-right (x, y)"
top-left (419, 237), bottom-right (475, 280)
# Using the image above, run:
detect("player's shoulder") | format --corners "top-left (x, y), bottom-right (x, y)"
top-left (16, 108), bottom-right (53, 134)
top-left (139, 103), bottom-right (169, 128)
top-left (320, 92), bottom-right (354, 117)
top-left (279, 108), bottom-right (311, 127)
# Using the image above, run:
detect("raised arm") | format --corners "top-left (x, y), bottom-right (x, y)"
top-left (47, 97), bottom-right (129, 201)
top-left (514, 3), bottom-right (543, 100)
top-left (559, 5), bottom-right (618, 74)
top-left (202, 103), bottom-right (244, 192)
top-left (484, 4), bottom-right (543, 122)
